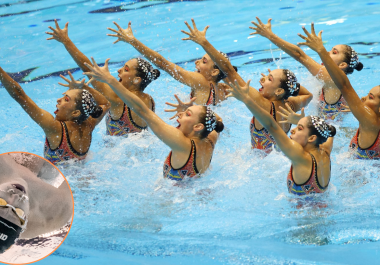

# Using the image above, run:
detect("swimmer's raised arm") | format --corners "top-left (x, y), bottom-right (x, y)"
top-left (84, 58), bottom-right (192, 152)
top-left (0, 67), bottom-right (61, 137)
top-left (227, 80), bottom-right (308, 162)
top-left (107, 22), bottom-right (209, 90)
top-left (298, 25), bottom-right (378, 127)
top-left (46, 20), bottom-right (121, 105)
top-left (181, 19), bottom-right (266, 107)
top-left (250, 17), bottom-right (324, 78)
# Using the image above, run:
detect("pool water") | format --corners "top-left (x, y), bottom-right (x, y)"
top-left (1, 0), bottom-right (380, 264)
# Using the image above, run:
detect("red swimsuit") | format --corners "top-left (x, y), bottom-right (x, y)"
top-left (44, 121), bottom-right (89, 165)
top-left (163, 140), bottom-right (199, 181)
top-left (349, 129), bottom-right (380, 159)
top-left (106, 99), bottom-right (155, 136)
top-left (287, 153), bottom-right (329, 196)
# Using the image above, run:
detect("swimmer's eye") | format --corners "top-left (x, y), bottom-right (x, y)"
top-left (332, 49), bottom-right (337, 55)
top-left (65, 96), bottom-right (69, 102)
top-left (124, 67), bottom-right (129, 71)
top-left (369, 94), bottom-right (374, 99)
top-left (186, 111), bottom-right (191, 116)
top-left (203, 59), bottom-right (207, 64)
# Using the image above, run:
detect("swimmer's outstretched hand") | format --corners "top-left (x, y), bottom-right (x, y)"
top-left (83, 57), bottom-right (114, 84)
top-left (107, 21), bottom-right (135, 44)
top-left (58, 71), bottom-right (86, 90)
top-left (181, 18), bottom-right (209, 45)
top-left (46, 19), bottom-right (70, 43)
top-left (297, 23), bottom-right (324, 53)
top-left (165, 94), bottom-right (197, 120)
top-left (249, 17), bottom-right (273, 38)
top-left (226, 79), bottom-right (251, 102)
top-left (278, 104), bottom-right (305, 125)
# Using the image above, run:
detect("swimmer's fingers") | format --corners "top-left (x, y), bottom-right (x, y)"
top-left (107, 33), bottom-right (118, 38)
top-left (48, 26), bottom-right (58, 34)
top-left (45, 32), bottom-right (54, 36)
top-left (58, 82), bottom-right (69, 87)
top-left (174, 94), bottom-right (184, 105)
top-left (284, 102), bottom-right (295, 113)
top-left (203, 25), bottom-right (209, 34)
top-left (64, 22), bottom-right (69, 30)
top-left (181, 30), bottom-right (192, 37)
top-left (318, 30), bottom-right (323, 39)
top-left (67, 71), bottom-right (76, 82)
top-left (46, 37), bottom-right (55, 40)
top-left (86, 78), bottom-right (94, 86)
top-left (267, 18), bottom-right (272, 27)
top-left (184, 21), bottom-right (193, 32)
top-left (165, 102), bottom-right (179, 108)
top-left (113, 21), bottom-right (123, 31)
top-left (300, 107), bottom-right (305, 117)
top-left (191, 18), bottom-right (198, 30)
top-left (256, 17), bottom-right (264, 25)
top-left (267, 68), bottom-right (271, 73)
top-left (278, 106), bottom-right (290, 116)
top-left (251, 21), bottom-right (259, 28)
top-left (311, 22), bottom-right (316, 36)
top-left (302, 26), bottom-right (311, 38)
top-left (59, 74), bottom-right (71, 83)
top-left (54, 19), bottom-right (61, 30)
top-left (90, 57), bottom-right (100, 68)
top-left (107, 27), bottom-right (119, 34)
top-left (297, 33), bottom-right (307, 40)
top-left (261, 73), bottom-right (266, 77)
top-left (113, 39), bottom-right (120, 44)
top-left (83, 62), bottom-right (95, 72)
top-left (164, 108), bottom-right (177, 113)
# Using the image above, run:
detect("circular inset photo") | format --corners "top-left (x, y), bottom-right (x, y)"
top-left (0, 152), bottom-right (74, 264)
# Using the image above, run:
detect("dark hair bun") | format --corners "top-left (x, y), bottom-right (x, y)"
top-left (90, 106), bottom-right (103, 119)
top-left (233, 66), bottom-right (238, 73)
top-left (214, 120), bottom-right (224, 133)
top-left (328, 124), bottom-right (336, 137)
top-left (152, 69), bottom-right (161, 80)
top-left (355, 62), bottom-right (364, 71)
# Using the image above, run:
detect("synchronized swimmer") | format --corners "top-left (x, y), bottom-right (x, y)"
top-left (1, 17), bottom-right (375, 196)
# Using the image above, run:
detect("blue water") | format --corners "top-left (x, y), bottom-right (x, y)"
top-left (1, 0), bottom-right (380, 264)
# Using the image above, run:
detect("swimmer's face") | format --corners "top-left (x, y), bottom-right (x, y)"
top-left (0, 181), bottom-right (30, 227)
top-left (176, 105), bottom-right (203, 134)
top-left (361, 85), bottom-right (380, 113)
top-left (118, 59), bottom-right (139, 88)
top-left (55, 89), bottom-right (81, 121)
top-left (259, 69), bottom-right (283, 98)
top-left (328, 45), bottom-right (346, 66)
top-left (195, 54), bottom-right (218, 80)
top-left (290, 117), bottom-right (311, 146)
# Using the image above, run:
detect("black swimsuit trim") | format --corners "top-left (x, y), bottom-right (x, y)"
top-left (355, 129), bottom-right (380, 150)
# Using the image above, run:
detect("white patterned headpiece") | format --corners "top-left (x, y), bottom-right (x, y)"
top-left (310, 116), bottom-right (332, 138)
top-left (205, 107), bottom-right (217, 132)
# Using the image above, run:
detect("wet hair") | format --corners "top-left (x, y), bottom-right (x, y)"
top-left (306, 116), bottom-right (336, 145)
top-left (342, 45), bottom-right (363, 75)
top-left (212, 51), bottom-right (238, 83)
top-left (279, 69), bottom-right (300, 99)
top-left (75, 89), bottom-right (103, 124)
top-left (135, 58), bottom-right (160, 91)
top-left (198, 106), bottom-right (224, 139)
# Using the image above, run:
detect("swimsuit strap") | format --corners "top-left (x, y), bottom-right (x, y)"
top-left (190, 139), bottom-right (199, 173)
top-left (270, 102), bottom-right (276, 121)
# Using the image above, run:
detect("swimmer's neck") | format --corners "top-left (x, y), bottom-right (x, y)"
top-left (125, 84), bottom-right (142, 94)
top-left (303, 144), bottom-right (320, 153)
